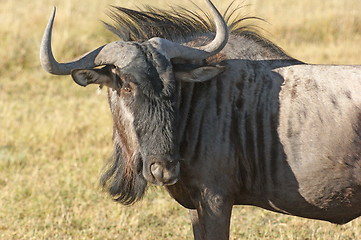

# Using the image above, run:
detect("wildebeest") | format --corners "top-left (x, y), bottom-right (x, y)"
top-left (40, 0), bottom-right (361, 239)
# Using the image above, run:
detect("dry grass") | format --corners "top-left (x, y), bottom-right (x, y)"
top-left (1, 0), bottom-right (361, 239)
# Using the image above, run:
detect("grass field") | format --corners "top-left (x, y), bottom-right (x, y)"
top-left (1, 0), bottom-right (361, 239)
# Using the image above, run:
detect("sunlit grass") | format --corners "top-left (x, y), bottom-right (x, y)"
top-left (1, 0), bottom-right (361, 239)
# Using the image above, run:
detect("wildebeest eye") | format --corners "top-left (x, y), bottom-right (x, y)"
top-left (121, 86), bottom-right (132, 93)
top-left (120, 82), bottom-right (135, 94)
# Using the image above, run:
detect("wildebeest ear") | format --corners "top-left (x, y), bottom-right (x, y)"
top-left (174, 65), bottom-right (225, 82)
top-left (71, 68), bottom-right (117, 88)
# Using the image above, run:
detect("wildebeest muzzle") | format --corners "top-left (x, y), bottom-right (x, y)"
top-left (142, 155), bottom-right (180, 186)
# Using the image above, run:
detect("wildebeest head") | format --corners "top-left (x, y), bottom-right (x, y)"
top-left (40, 0), bottom-right (228, 204)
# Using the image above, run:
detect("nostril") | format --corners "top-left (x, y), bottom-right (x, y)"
top-left (149, 161), bottom-right (180, 185)
top-left (150, 163), bottom-right (163, 182)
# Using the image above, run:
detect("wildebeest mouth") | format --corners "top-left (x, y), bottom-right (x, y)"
top-left (142, 156), bottom-right (180, 186)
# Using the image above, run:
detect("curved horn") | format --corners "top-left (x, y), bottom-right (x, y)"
top-left (40, 7), bottom-right (108, 75)
top-left (149, 0), bottom-right (229, 60)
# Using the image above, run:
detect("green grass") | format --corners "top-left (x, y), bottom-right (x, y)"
top-left (1, 0), bottom-right (361, 239)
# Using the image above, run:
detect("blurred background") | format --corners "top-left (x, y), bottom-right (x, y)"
top-left (1, 0), bottom-right (360, 239)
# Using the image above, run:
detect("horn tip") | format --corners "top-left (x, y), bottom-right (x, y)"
top-left (51, 6), bottom-right (56, 17)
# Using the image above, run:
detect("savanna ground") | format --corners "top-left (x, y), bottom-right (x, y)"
top-left (1, 0), bottom-right (361, 239)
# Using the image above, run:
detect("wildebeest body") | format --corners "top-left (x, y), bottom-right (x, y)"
top-left (168, 52), bottom-right (361, 226)
top-left (40, 1), bottom-right (361, 239)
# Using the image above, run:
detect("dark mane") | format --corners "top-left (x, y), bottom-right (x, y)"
top-left (103, 3), bottom-right (291, 59)
top-left (104, 3), bottom-right (262, 42)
